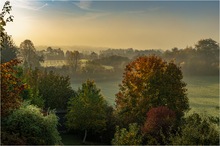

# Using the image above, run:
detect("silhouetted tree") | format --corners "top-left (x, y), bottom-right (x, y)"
top-left (20, 40), bottom-right (43, 69)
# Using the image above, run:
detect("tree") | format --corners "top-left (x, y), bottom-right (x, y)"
top-left (66, 80), bottom-right (107, 143)
top-left (0, 59), bottom-right (26, 116)
top-left (66, 50), bottom-right (80, 72)
top-left (194, 38), bottom-right (219, 75)
top-left (1, 33), bottom-right (18, 63)
top-left (111, 123), bottom-right (143, 145)
top-left (1, 103), bottom-right (61, 145)
top-left (142, 106), bottom-right (176, 144)
top-left (0, 1), bottom-right (17, 63)
top-left (0, 1), bottom-right (13, 48)
top-left (38, 71), bottom-right (74, 110)
top-left (170, 113), bottom-right (219, 145)
top-left (115, 55), bottom-right (189, 126)
top-left (20, 39), bottom-right (43, 69)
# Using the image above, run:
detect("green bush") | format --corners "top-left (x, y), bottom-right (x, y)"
top-left (1, 103), bottom-right (62, 145)
top-left (170, 113), bottom-right (219, 145)
top-left (111, 123), bottom-right (142, 145)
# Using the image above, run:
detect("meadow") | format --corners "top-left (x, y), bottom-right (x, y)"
top-left (71, 76), bottom-right (219, 117)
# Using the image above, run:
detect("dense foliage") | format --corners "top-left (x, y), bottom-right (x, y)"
top-left (142, 106), bottom-right (176, 144)
top-left (111, 123), bottom-right (142, 145)
top-left (115, 55), bottom-right (189, 125)
top-left (1, 103), bottom-right (62, 145)
top-left (1, 33), bottom-right (18, 63)
top-left (66, 80), bottom-right (107, 143)
top-left (1, 59), bottom-right (26, 116)
top-left (170, 113), bottom-right (219, 145)
top-left (163, 38), bottom-right (219, 76)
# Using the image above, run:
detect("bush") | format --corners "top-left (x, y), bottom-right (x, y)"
top-left (1, 103), bottom-right (62, 145)
top-left (170, 113), bottom-right (219, 145)
top-left (142, 106), bottom-right (176, 144)
top-left (111, 123), bottom-right (142, 145)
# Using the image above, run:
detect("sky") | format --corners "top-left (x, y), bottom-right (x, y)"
top-left (1, 0), bottom-right (219, 50)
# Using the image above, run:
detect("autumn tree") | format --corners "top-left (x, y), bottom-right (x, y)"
top-left (19, 39), bottom-right (43, 69)
top-left (115, 55), bottom-right (189, 126)
top-left (0, 59), bottom-right (26, 116)
top-left (142, 106), bottom-right (176, 144)
top-left (66, 80), bottom-right (107, 143)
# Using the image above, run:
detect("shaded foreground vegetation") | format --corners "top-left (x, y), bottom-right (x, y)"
top-left (1, 1), bottom-right (219, 145)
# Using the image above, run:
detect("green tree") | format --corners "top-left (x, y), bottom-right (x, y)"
top-left (38, 71), bottom-right (74, 110)
top-left (1, 103), bottom-right (61, 145)
top-left (170, 113), bottom-right (219, 145)
top-left (115, 55), bottom-right (189, 126)
top-left (195, 38), bottom-right (219, 75)
top-left (1, 33), bottom-right (18, 63)
top-left (66, 50), bottom-right (80, 72)
top-left (19, 39), bottom-right (43, 69)
top-left (111, 123), bottom-right (142, 145)
top-left (66, 80), bottom-right (107, 143)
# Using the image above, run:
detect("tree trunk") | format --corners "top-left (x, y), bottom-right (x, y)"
top-left (82, 129), bottom-right (87, 144)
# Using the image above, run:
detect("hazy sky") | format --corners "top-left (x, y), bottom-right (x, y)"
top-left (1, 0), bottom-right (219, 50)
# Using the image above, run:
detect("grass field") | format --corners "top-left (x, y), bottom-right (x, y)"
top-left (71, 76), bottom-right (219, 117)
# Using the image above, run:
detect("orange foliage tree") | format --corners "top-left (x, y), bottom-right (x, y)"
top-left (1, 59), bottom-right (26, 116)
top-left (115, 55), bottom-right (189, 125)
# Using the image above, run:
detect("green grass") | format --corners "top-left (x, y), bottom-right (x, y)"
top-left (183, 76), bottom-right (219, 117)
top-left (71, 76), bottom-right (219, 117)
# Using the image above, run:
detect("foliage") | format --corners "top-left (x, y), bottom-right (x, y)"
top-left (142, 106), bottom-right (176, 144)
top-left (66, 50), bottom-right (80, 72)
top-left (19, 68), bottom-right (44, 108)
top-left (111, 123), bottom-right (143, 145)
top-left (163, 38), bottom-right (219, 76)
top-left (82, 60), bottom-right (106, 74)
top-left (115, 55), bottom-right (189, 125)
top-left (0, 59), bottom-right (26, 116)
top-left (38, 70), bottom-right (74, 110)
top-left (170, 113), bottom-right (219, 145)
top-left (1, 33), bottom-right (18, 63)
top-left (0, 1), bottom-right (13, 48)
top-left (66, 80), bottom-right (107, 142)
top-left (1, 103), bottom-right (62, 145)
top-left (19, 39), bottom-right (43, 69)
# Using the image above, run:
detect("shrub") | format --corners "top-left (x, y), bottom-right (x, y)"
top-left (111, 123), bottom-right (142, 145)
top-left (1, 103), bottom-right (62, 145)
top-left (142, 106), bottom-right (176, 144)
top-left (170, 113), bottom-right (219, 145)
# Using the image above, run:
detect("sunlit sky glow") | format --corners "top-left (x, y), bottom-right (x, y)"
top-left (1, 0), bottom-right (219, 50)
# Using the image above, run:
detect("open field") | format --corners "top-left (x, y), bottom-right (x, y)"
top-left (71, 76), bottom-right (219, 117)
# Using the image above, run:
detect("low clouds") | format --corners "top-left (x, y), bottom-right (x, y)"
top-left (10, 0), bottom-right (48, 11)
top-left (74, 0), bottom-right (93, 11)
